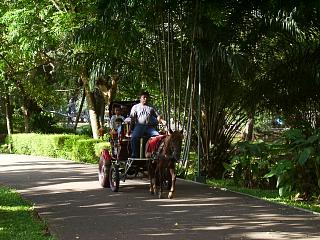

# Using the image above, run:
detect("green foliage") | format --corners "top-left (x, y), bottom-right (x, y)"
top-left (4, 133), bottom-right (110, 164)
top-left (11, 109), bottom-right (25, 133)
top-left (0, 186), bottom-right (55, 240)
top-left (49, 124), bottom-right (75, 134)
top-left (51, 134), bottom-right (85, 159)
top-left (0, 143), bottom-right (10, 153)
top-left (0, 118), bottom-right (6, 133)
top-left (69, 139), bottom-right (101, 163)
top-left (1, 0), bottom-right (320, 187)
top-left (0, 0), bottom-right (71, 138)
top-left (30, 112), bottom-right (57, 133)
top-left (282, 128), bottom-right (305, 142)
top-left (29, 112), bottom-right (76, 134)
top-left (76, 124), bottom-right (93, 137)
top-left (225, 141), bottom-right (276, 189)
top-left (254, 112), bottom-right (274, 133)
top-left (180, 151), bottom-right (197, 179)
top-left (94, 141), bottom-right (111, 156)
top-left (265, 128), bottom-right (320, 198)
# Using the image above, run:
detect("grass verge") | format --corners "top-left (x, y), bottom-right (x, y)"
top-left (207, 179), bottom-right (320, 214)
top-left (0, 186), bottom-right (55, 240)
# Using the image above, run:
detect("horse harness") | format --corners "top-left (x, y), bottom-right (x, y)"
top-left (149, 136), bottom-right (167, 162)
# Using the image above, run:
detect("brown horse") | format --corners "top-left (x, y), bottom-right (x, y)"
top-left (145, 129), bottom-right (183, 199)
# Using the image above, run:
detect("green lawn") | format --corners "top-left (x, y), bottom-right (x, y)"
top-left (0, 186), bottom-right (55, 240)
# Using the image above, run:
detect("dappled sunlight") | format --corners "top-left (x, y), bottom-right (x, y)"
top-left (243, 231), bottom-right (318, 240)
top-left (171, 210), bottom-right (189, 213)
top-left (144, 195), bottom-right (238, 207)
top-left (79, 202), bottom-right (115, 208)
top-left (145, 196), bottom-right (238, 203)
top-left (1, 154), bottom-right (320, 240)
top-left (158, 203), bottom-right (222, 207)
top-left (0, 163), bottom-right (82, 172)
top-left (19, 180), bottom-right (101, 194)
top-left (191, 225), bottom-right (235, 231)
top-left (0, 206), bottom-right (30, 212)
top-left (140, 233), bottom-right (175, 236)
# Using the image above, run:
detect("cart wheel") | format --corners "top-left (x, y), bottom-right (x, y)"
top-left (109, 164), bottom-right (120, 192)
top-left (98, 156), bottom-right (110, 188)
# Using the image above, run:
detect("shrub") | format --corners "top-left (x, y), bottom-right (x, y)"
top-left (0, 143), bottom-right (10, 153)
top-left (70, 139), bottom-right (102, 163)
top-left (3, 133), bottom-right (110, 164)
top-left (265, 128), bottom-right (320, 199)
top-left (94, 141), bottom-right (111, 156)
top-left (0, 119), bottom-right (6, 134)
top-left (225, 141), bottom-right (276, 189)
top-left (30, 112), bottom-right (57, 133)
top-left (77, 125), bottom-right (93, 137)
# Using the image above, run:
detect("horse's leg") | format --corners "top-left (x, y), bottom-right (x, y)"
top-left (165, 167), bottom-right (172, 190)
top-left (158, 166), bottom-right (163, 199)
top-left (152, 162), bottom-right (157, 195)
top-left (154, 163), bottom-right (159, 196)
top-left (148, 160), bottom-right (155, 194)
top-left (168, 162), bottom-right (176, 199)
top-left (155, 161), bottom-right (163, 199)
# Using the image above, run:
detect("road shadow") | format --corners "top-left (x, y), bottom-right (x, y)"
top-left (1, 154), bottom-right (320, 240)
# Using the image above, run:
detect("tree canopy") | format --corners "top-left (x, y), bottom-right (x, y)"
top-left (1, 0), bottom-right (320, 178)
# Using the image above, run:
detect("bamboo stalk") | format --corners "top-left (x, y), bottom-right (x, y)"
top-left (166, 6), bottom-right (171, 127)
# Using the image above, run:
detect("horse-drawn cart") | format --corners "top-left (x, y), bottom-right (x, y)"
top-left (98, 100), bottom-right (183, 198)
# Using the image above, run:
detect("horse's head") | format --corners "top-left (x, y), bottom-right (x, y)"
top-left (166, 129), bottom-right (183, 161)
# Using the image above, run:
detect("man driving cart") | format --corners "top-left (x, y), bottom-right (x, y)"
top-left (129, 91), bottom-right (166, 158)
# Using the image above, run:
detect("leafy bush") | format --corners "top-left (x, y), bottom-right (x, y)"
top-left (30, 112), bottom-right (57, 133)
top-left (0, 118), bottom-right (6, 134)
top-left (12, 108), bottom-right (26, 132)
top-left (225, 141), bottom-right (276, 189)
top-left (254, 112), bottom-right (274, 132)
top-left (69, 139), bottom-right (102, 163)
top-left (0, 143), bottom-right (10, 153)
top-left (50, 124), bottom-right (76, 134)
top-left (265, 128), bottom-right (320, 199)
top-left (94, 141), bottom-right (111, 156)
top-left (76, 125), bottom-right (93, 137)
top-left (4, 133), bottom-right (111, 164)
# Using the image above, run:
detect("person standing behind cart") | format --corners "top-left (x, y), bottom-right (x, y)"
top-left (129, 91), bottom-right (165, 158)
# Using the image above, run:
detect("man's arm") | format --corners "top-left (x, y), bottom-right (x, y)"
top-left (129, 105), bottom-right (137, 129)
top-left (129, 104), bottom-right (136, 118)
top-left (152, 107), bottom-right (166, 125)
top-left (157, 115), bottom-right (166, 125)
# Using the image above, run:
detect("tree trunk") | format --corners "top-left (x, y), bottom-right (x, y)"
top-left (97, 74), bottom-right (118, 111)
top-left (81, 73), bottom-right (99, 139)
top-left (243, 115), bottom-right (254, 141)
top-left (94, 89), bottom-right (105, 128)
top-left (73, 88), bottom-right (86, 131)
top-left (99, 98), bottom-right (105, 127)
top-left (21, 104), bottom-right (30, 133)
top-left (4, 92), bottom-right (13, 135)
top-left (88, 105), bottom-right (99, 139)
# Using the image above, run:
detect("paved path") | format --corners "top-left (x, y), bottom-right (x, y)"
top-left (0, 154), bottom-right (320, 240)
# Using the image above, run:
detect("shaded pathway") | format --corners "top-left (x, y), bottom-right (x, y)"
top-left (0, 154), bottom-right (319, 240)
